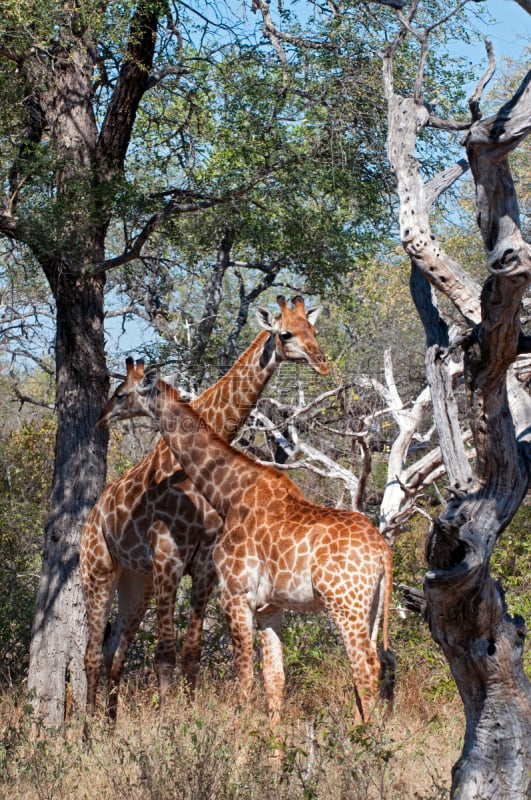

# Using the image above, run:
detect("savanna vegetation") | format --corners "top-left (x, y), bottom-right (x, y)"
top-left (0, 0), bottom-right (530, 797)
top-left (0, 394), bottom-right (528, 798)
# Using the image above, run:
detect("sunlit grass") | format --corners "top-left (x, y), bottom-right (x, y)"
top-left (0, 658), bottom-right (463, 800)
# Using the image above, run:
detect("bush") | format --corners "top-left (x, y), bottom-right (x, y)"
top-left (0, 416), bottom-right (55, 684)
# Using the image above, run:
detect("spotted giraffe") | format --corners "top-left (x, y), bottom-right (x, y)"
top-left (96, 360), bottom-right (395, 726)
top-left (80, 296), bottom-right (328, 720)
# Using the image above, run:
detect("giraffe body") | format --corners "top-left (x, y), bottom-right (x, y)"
top-left (97, 366), bottom-right (394, 725)
top-left (80, 297), bottom-right (328, 720)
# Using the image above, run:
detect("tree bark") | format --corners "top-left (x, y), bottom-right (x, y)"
top-left (28, 272), bottom-right (109, 726)
top-left (20, 4), bottom-right (160, 726)
top-left (189, 225), bottom-right (235, 383)
top-left (384, 23), bottom-right (531, 799)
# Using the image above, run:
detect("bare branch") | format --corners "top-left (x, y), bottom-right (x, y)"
top-left (377, 351), bottom-right (432, 533)
top-left (468, 38), bottom-right (496, 122)
top-left (249, 409), bottom-right (361, 508)
top-left (97, 3), bottom-right (160, 180)
top-left (352, 432), bottom-right (371, 513)
top-left (513, 0), bottom-right (531, 13)
top-left (425, 159), bottom-right (469, 208)
top-left (89, 161), bottom-right (288, 275)
top-left (260, 382), bottom-right (359, 431)
top-left (384, 65), bottom-right (482, 324)
top-left (426, 345), bottom-right (475, 492)
top-left (414, 31), bottom-right (428, 103)
top-left (0, 44), bottom-right (22, 64)
top-left (9, 379), bottom-right (54, 411)
top-left (426, 114), bottom-right (471, 131)
top-left (145, 65), bottom-right (190, 89)
top-left (466, 68), bottom-right (531, 277)
top-left (252, 0), bottom-right (290, 74)
top-left (371, 0), bottom-right (406, 7)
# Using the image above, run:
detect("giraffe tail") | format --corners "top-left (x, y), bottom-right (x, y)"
top-left (378, 546), bottom-right (396, 707)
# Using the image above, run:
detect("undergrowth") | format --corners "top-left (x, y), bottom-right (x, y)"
top-left (0, 664), bottom-right (461, 800)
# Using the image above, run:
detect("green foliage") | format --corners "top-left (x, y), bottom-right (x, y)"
top-left (491, 500), bottom-right (531, 673)
top-left (0, 415), bottom-right (55, 684)
top-left (320, 253), bottom-right (425, 385)
top-left (282, 612), bottom-right (346, 700)
top-left (0, 0), bottom-right (492, 386)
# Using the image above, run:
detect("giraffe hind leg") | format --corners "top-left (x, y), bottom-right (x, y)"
top-left (105, 570), bottom-right (153, 721)
top-left (220, 590), bottom-right (255, 701)
top-left (327, 605), bottom-right (381, 722)
top-left (152, 555), bottom-right (185, 707)
top-left (180, 557), bottom-right (218, 694)
top-left (81, 557), bottom-right (118, 721)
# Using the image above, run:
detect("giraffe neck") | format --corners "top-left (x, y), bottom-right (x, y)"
top-left (190, 329), bottom-right (278, 440)
top-left (153, 380), bottom-right (263, 518)
top-left (149, 330), bottom-right (278, 481)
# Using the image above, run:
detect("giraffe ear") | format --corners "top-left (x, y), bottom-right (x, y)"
top-left (139, 369), bottom-right (159, 395)
top-left (306, 306), bottom-right (322, 326)
top-left (259, 332), bottom-right (276, 368)
top-left (255, 306), bottom-right (276, 331)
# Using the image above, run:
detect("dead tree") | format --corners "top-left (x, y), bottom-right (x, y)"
top-left (384, 5), bottom-right (531, 798)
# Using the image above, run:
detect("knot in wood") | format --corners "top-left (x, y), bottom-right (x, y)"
top-left (487, 245), bottom-right (525, 277)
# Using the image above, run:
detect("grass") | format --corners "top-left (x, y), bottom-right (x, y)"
top-left (0, 656), bottom-right (463, 800)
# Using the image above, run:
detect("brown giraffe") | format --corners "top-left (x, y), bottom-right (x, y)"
top-left (80, 296), bottom-right (328, 721)
top-left (96, 362), bottom-right (395, 726)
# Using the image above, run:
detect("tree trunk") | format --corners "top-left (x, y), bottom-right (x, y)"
top-left (383, 33), bottom-right (531, 799)
top-left (19, 2), bottom-right (159, 727)
top-left (188, 226), bottom-right (235, 385)
top-left (27, 270), bottom-right (109, 727)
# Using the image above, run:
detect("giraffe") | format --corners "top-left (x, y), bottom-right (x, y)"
top-left (96, 362), bottom-right (395, 727)
top-left (80, 296), bottom-right (328, 721)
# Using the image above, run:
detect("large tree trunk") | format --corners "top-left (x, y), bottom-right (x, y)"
top-left (383, 30), bottom-right (531, 799)
top-left (20, 3), bottom-right (159, 727)
top-left (28, 271), bottom-right (109, 727)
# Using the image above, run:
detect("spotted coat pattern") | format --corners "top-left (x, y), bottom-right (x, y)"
top-left (99, 368), bottom-right (394, 726)
top-left (80, 296), bottom-right (328, 720)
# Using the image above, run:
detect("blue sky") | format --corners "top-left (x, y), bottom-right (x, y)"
top-left (462, 1), bottom-right (530, 64)
top-left (486, 1), bottom-right (531, 55)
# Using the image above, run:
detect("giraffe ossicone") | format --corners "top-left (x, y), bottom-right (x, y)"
top-left (80, 296), bottom-right (329, 723)
top-left (98, 363), bottom-right (395, 727)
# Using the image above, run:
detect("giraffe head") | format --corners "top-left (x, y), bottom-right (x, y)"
top-left (255, 295), bottom-right (329, 375)
top-left (95, 357), bottom-right (153, 429)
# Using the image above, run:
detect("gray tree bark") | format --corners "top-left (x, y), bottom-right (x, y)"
top-left (2, 2), bottom-right (162, 727)
top-left (383, 15), bottom-right (531, 799)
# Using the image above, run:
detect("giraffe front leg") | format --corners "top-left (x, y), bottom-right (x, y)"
top-left (152, 558), bottom-right (182, 708)
top-left (256, 605), bottom-right (285, 729)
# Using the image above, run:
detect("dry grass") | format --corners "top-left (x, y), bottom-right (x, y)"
top-left (0, 660), bottom-right (463, 800)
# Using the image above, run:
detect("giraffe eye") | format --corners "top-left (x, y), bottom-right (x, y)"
top-left (280, 331), bottom-right (293, 342)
